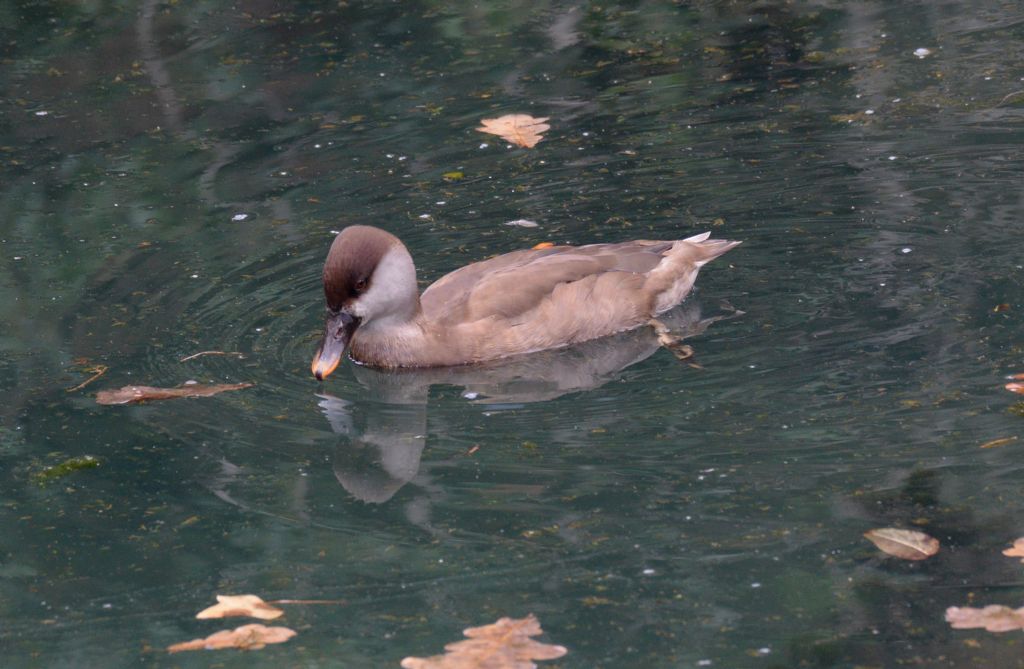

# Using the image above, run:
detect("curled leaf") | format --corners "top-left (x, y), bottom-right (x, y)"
top-left (476, 114), bottom-right (550, 148)
top-left (863, 528), bottom-right (939, 560)
top-left (1002, 538), bottom-right (1024, 562)
top-left (980, 436), bottom-right (1018, 449)
top-left (167, 624), bottom-right (296, 652)
top-left (401, 614), bottom-right (567, 669)
top-left (946, 605), bottom-right (1024, 632)
top-left (95, 382), bottom-right (253, 405)
top-left (196, 594), bottom-right (283, 620)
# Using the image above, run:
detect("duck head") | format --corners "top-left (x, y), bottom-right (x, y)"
top-left (312, 226), bottom-right (420, 380)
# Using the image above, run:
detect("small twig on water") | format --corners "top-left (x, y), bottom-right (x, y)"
top-left (997, 90), bottom-right (1024, 106)
top-left (179, 350), bottom-right (243, 362)
top-left (269, 599), bottom-right (348, 605)
top-left (65, 365), bottom-right (109, 393)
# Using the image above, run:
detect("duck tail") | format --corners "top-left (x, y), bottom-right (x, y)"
top-left (684, 234), bottom-right (742, 267)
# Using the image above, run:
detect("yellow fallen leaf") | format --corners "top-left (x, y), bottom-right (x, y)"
top-left (95, 382), bottom-right (253, 405)
top-left (167, 623), bottom-right (296, 652)
top-left (476, 114), bottom-right (550, 148)
top-left (196, 594), bottom-right (283, 620)
top-left (980, 436), bottom-right (1018, 449)
top-left (946, 605), bottom-right (1024, 632)
top-left (532, 241), bottom-right (555, 250)
top-left (401, 614), bottom-right (567, 669)
top-left (863, 528), bottom-right (939, 560)
top-left (1003, 538), bottom-right (1024, 562)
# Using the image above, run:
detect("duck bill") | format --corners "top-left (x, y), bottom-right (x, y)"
top-left (312, 311), bottom-right (359, 380)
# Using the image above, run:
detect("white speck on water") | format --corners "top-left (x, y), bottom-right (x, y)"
top-left (418, 214), bottom-right (431, 219)
top-left (102, 603), bottom-right (112, 609)
top-left (901, 247), bottom-right (912, 254)
top-left (879, 282), bottom-right (886, 287)
top-left (463, 391), bottom-right (479, 400)
top-left (698, 660), bottom-right (713, 667)
top-left (190, 274), bottom-right (198, 279)
top-left (479, 143), bottom-right (489, 149)
top-left (398, 155), bottom-right (407, 161)
top-left (865, 109), bottom-right (875, 115)
top-left (385, 153), bottom-right (395, 159)
top-left (893, 97), bottom-right (902, 103)
top-left (888, 155), bottom-right (898, 160)
top-left (758, 648), bottom-right (771, 655)
top-left (913, 47), bottom-right (932, 58)
top-left (435, 201), bottom-right (446, 205)
top-left (751, 582), bottom-right (762, 588)
top-left (330, 229), bottom-right (341, 234)
top-left (255, 327), bottom-right (262, 332)
top-left (35, 110), bottom-right (49, 116)
top-left (505, 219), bottom-right (539, 228)
top-left (314, 143), bottom-right (322, 148)
top-left (642, 568), bottom-right (655, 576)
top-left (231, 213), bottom-right (248, 221)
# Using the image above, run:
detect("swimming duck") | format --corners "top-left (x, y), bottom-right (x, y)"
top-left (311, 225), bottom-right (740, 377)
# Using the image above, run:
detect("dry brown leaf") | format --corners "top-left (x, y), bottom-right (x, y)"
top-left (401, 614), bottom-right (567, 669)
top-left (1002, 538), bottom-right (1024, 561)
top-left (946, 605), bottom-right (1024, 632)
top-left (167, 623), bottom-right (296, 653)
top-left (95, 382), bottom-right (253, 405)
top-left (196, 594), bottom-right (283, 620)
top-left (863, 528), bottom-right (939, 560)
top-left (980, 436), bottom-right (1018, 449)
top-left (476, 114), bottom-right (550, 148)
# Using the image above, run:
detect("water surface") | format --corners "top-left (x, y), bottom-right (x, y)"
top-left (2, 1), bottom-right (1024, 667)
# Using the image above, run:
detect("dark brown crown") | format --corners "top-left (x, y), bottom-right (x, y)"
top-left (322, 226), bottom-right (398, 310)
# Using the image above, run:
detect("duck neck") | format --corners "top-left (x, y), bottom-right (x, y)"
top-left (350, 310), bottom-right (434, 368)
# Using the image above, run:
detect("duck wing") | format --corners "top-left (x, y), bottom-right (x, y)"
top-left (420, 240), bottom-right (672, 324)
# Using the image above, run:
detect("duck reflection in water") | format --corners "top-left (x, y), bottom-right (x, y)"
top-left (318, 301), bottom-right (740, 511)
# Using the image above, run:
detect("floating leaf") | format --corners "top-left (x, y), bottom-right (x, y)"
top-left (980, 436), bottom-right (1018, 449)
top-left (32, 455), bottom-right (100, 485)
top-left (532, 242), bottom-right (555, 250)
top-left (1006, 382), bottom-right (1024, 394)
top-left (95, 382), bottom-right (253, 405)
top-left (946, 605), bottom-right (1024, 632)
top-left (476, 114), bottom-right (550, 148)
top-left (196, 594), bottom-right (283, 620)
top-left (401, 614), bottom-right (567, 669)
top-left (863, 528), bottom-right (939, 560)
top-left (167, 624), bottom-right (296, 653)
top-left (1003, 538), bottom-right (1024, 562)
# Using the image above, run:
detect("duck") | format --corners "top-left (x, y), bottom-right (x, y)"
top-left (311, 225), bottom-right (740, 377)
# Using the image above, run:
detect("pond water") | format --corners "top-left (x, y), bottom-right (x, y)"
top-left (2, 1), bottom-right (1024, 667)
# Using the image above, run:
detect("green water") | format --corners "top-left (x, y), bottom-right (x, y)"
top-left (3, 1), bottom-right (1024, 666)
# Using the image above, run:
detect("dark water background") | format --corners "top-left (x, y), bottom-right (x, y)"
top-left (2, 1), bottom-right (1024, 666)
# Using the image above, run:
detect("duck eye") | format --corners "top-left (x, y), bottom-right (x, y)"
top-left (353, 278), bottom-right (368, 294)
